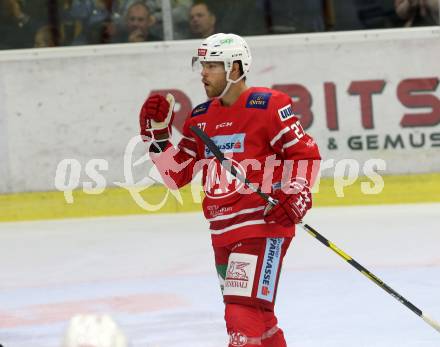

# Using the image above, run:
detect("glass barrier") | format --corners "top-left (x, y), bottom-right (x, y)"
top-left (0, 0), bottom-right (439, 50)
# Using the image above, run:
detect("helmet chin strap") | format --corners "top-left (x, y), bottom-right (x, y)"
top-left (218, 80), bottom-right (233, 99)
top-left (217, 69), bottom-right (246, 99)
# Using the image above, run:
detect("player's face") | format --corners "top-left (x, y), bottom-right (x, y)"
top-left (200, 62), bottom-right (227, 98)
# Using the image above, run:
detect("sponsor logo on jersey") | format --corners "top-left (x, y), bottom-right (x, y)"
top-left (198, 48), bottom-right (207, 56)
top-left (216, 121), bottom-right (233, 129)
top-left (191, 100), bottom-right (212, 117)
top-left (278, 104), bottom-right (294, 121)
top-left (205, 158), bottom-right (245, 199)
top-left (272, 182), bottom-right (282, 191)
top-left (246, 92), bottom-right (271, 109)
top-left (204, 133), bottom-right (245, 157)
top-left (227, 261), bottom-right (250, 282)
top-left (224, 253), bottom-right (257, 297)
top-left (257, 238), bottom-right (284, 302)
top-left (207, 205), bottom-right (233, 218)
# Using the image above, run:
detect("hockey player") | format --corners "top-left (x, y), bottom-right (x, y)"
top-left (139, 33), bottom-right (321, 346)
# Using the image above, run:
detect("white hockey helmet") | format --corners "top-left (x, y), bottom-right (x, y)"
top-left (62, 314), bottom-right (128, 347)
top-left (192, 33), bottom-right (252, 83)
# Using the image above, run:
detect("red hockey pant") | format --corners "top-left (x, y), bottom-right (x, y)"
top-left (214, 237), bottom-right (292, 346)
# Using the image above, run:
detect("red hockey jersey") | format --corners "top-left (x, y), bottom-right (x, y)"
top-left (152, 87), bottom-right (321, 247)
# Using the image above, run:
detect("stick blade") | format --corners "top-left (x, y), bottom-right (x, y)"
top-left (422, 313), bottom-right (440, 333)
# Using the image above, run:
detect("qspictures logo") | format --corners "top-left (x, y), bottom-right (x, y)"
top-left (54, 135), bottom-right (388, 212)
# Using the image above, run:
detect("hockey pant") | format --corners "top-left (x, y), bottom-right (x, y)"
top-left (214, 237), bottom-right (292, 346)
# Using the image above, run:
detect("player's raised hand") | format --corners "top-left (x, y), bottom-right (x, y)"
top-left (139, 93), bottom-right (175, 142)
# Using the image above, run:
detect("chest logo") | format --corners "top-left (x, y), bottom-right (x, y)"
top-left (204, 133), bottom-right (245, 158)
top-left (204, 158), bottom-right (245, 199)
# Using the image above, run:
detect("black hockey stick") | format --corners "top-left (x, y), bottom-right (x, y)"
top-left (190, 125), bottom-right (440, 334)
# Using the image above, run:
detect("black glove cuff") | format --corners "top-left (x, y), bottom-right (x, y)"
top-left (149, 141), bottom-right (169, 153)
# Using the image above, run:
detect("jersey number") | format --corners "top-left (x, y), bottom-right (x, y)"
top-left (291, 121), bottom-right (305, 139)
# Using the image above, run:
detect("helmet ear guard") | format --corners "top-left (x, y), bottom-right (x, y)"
top-left (226, 60), bottom-right (247, 83)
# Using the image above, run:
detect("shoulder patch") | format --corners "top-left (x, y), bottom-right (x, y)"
top-left (278, 104), bottom-right (294, 121)
top-left (191, 100), bottom-right (212, 117)
top-left (246, 92), bottom-right (272, 109)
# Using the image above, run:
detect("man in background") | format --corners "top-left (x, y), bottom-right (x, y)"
top-left (189, 2), bottom-right (216, 38)
top-left (122, 1), bottom-right (159, 42)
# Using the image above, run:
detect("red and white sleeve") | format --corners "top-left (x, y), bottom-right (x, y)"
top-left (268, 93), bottom-right (321, 189)
top-left (150, 119), bottom-right (201, 189)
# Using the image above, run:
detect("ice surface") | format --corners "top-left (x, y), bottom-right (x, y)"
top-left (0, 204), bottom-right (439, 346)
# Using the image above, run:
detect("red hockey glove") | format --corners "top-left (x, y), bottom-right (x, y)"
top-left (264, 182), bottom-right (312, 227)
top-left (139, 93), bottom-right (175, 143)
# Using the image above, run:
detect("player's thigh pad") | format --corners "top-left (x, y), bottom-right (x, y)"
top-left (222, 237), bottom-right (291, 309)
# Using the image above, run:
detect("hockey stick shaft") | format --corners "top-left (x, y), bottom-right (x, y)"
top-left (190, 125), bottom-right (440, 334)
top-left (300, 223), bottom-right (440, 333)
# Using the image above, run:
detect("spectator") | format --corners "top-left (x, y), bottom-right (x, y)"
top-left (68, 0), bottom-right (125, 44)
top-left (34, 25), bottom-right (59, 47)
top-left (122, 0), bottom-right (163, 39)
top-left (70, 0), bottom-right (124, 28)
top-left (395, 0), bottom-right (439, 26)
top-left (0, 0), bottom-right (37, 49)
top-left (26, 0), bottom-right (85, 46)
top-left (123, 0), bottom-right (192, 40)
top-left (120, 1), bottom-right (159, 42)
top-left (188, 2), bottom-right (216, 38)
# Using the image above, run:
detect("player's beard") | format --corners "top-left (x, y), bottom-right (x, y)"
top-left (204, 78), bottom-right (228, 98)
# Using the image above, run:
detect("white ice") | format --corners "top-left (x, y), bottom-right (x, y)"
top-left (0, 203), bottom-right (439, 347)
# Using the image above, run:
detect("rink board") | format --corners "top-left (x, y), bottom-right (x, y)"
top-left (0, 173), bottom-right (439, 222)
top-left (0, 27), bottom-right (439, 195)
